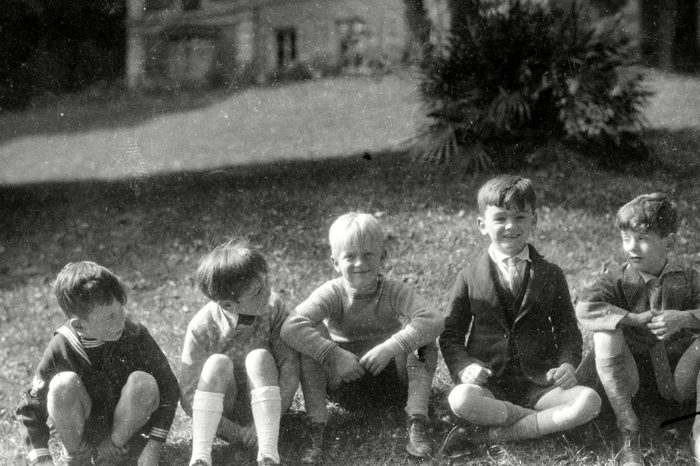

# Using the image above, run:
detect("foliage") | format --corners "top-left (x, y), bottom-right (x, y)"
top-left (412, 0), bottom-right (653, 170)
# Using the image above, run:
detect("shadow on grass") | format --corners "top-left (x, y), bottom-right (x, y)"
top-left (0, 84), bottom-right (249, 146)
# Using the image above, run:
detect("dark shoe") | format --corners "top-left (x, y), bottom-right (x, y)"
top-left (616, 429), bottom-right (644, 466)
top-left (439, 424), bottom-right (489, 458)
top-left (56, 441), bottom-right (94, 466)
top-left (258, 457), bottom-right (279, 466)
top-left (406, 415), bottom-right (432, 458)
top-left (190, 460), bottom-right (210, 466)
top-left (300, 422), bottom-right (325, 464)
top-left (93, 437), bottom-right (128, 465)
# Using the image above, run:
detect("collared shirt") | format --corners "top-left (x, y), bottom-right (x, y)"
top-left (488, 243), bottom-right (531, 287)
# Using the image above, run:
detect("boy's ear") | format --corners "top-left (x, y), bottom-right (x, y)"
top-left (477, 216), bottom-right (488, 235)
top-left (330, 254), bottom-right (341, 272)
top-left (665, 233), bottom-right (676, 249)
top-left (218, 299), bottom-right (235, 311)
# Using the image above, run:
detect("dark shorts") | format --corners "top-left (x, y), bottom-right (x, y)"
top-left (329, 363), bottom-right (407, 411)
top-left (485, 365), bottom-right (555, 409)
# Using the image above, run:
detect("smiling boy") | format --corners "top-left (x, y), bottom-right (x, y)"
top-left (576, 193), bottom-right (700, 466)
top-left (281, 212), bottom-right (444, 463)
top-left (439, 175), bottom-right (601, 458)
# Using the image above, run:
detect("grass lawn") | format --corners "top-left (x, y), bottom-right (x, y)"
top-left (1, 69), bottom-right (700, 465)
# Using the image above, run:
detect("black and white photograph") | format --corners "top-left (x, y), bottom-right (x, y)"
top-left (2, 0), bottom-right (700, 464)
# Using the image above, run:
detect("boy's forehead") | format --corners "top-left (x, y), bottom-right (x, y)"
top-left (482, 204), bottom-right (534, 215)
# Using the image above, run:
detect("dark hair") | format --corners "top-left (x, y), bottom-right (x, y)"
top-left (616, 193), bottom-right (678, 237)
top-left (477, 175), bottom-right (536, 213)
top-left (53, 261), bottom-right (127, 318)
top-left (196, 239), bottom-right (268, 302)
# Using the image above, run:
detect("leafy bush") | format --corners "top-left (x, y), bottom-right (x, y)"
top-left (412, 0), bottom-right (653, 170)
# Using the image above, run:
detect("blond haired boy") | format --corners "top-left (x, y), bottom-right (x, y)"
top-left (281, 212), bottom-right (444, 462)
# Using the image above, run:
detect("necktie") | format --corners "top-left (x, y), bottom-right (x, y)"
top-left (648, 277), bottom-right (677, 401)
top-left (505, 257), bottom-right (522, 296)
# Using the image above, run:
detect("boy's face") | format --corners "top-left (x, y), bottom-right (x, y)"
top-left (620, 229), bottom-right (672, 276)
top-left (77, 300), bottom-right (126, 341)
top-left (332, 243), bottom-right (384, 293)
top-left (478, 204), bottom-right (536, 256)
top-left (220, 273), bottom-right (271, 316)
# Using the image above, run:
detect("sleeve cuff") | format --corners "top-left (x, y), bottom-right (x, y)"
top-left (28, 448), bottom-right (51, 464)
top-left (148, 427), bottom-right (169, 442)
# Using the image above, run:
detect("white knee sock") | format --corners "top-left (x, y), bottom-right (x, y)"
top-left (251, 386), bottom-right (281, 463)
top-left (190, 390), bottom-right (224, 466)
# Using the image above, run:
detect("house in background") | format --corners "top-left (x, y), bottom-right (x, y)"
top-left (125, 0), bottom-right (447, 89)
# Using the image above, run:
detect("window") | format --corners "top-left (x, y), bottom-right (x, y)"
top-left (336, 18), bottom-right (369, 68)
top-left (144, 0), bottom-right (173, 11)
top-left (276, 28), bottom-right (297, 68)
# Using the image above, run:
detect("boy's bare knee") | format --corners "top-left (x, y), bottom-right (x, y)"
top-left (578, 387), bottom-right (602, 420)
top-left (245, 348), bottom-right (275, 371)
top-left (202, 354), bottom-right (234, 379)
top-left (593, 330), bottom-right (627, 357)
top-left (48, 372), bottom-right (91, 418)
top-left (49, 371), bottom-right (82, 395)
top-left (122, 371), bottom-right (159, 412)
top-left (448, 384), bottom-right (484, 411)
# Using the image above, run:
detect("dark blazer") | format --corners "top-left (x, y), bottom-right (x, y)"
top-left (439, 245), bottom-right (581, 386)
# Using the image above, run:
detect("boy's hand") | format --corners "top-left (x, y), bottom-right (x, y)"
top-left (360, 339), bottom-right (402, 375)
top-left (546, 363), bottom-right (576, 389)
top-left (137, 439), bottom-right (162, 466)
top-left (647, 309), bottom-right (688, 340)
top-left (329, 347), bottom-right (365, 386)
top-left (622, 310), bottom-right (653, 328)
top-left (241, 423), bottom-right (257, 449)
top-left (457, 363), bottom-right (493, 385)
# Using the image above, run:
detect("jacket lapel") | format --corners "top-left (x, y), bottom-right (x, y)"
top-left (474, 250), bottom-right (511, 331)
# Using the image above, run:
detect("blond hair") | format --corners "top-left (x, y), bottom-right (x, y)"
top-left (329, 212), bottom-right (384, 258)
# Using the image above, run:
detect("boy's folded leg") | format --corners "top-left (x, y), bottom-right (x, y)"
top-left (406, 414), bottom-right (432, 458)
top-left (616, 429), bottom-right (644, 466)
top-left (300, 422), bottom-right (326, 464)
top-left (55, 440), bottom-right (94, 466)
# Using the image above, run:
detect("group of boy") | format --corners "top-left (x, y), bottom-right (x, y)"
top-left (15, 174), bottom-right (700, 466)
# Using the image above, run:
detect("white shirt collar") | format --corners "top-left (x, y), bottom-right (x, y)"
top-left (488, 243), bottom-right (530, 265)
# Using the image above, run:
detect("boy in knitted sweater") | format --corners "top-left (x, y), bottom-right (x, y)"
top-left (281, 212), bottom-right (443, 463)
top-left (180, 240), bottom-right (299, 466)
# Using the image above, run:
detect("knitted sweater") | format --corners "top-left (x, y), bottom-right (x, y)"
top-left (281, 276), bottom-right (443, 363)
top-left (179, 292), bottom-right (299, 416)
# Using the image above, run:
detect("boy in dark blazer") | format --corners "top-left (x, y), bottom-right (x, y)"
top-left (439, 175), bottom-right (601, 457)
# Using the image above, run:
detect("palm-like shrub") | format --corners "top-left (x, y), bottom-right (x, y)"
top-left (412, 0), bottom-right (653, 170)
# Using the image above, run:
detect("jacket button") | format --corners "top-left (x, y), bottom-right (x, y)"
top-left (503, 333), bottom-right (508, 339)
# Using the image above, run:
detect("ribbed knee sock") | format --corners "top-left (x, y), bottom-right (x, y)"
top-left (489, 412), bottom-right (541, 441)
top-left (251, 386), bottom-right (281, 463)
top-left (190, 390), bottom-right (224, 466)
top-left (596, 355), bottom-right (638, 432)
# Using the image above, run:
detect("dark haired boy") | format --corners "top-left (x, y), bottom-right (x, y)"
top-left (440, 175), bottom-right (601, 457)
top-left (15, 261), bottom-right (180, 466)
top-left (577, 193), bottom-right (700, 465)
top-left (180, 240), bottom-right (299, 466)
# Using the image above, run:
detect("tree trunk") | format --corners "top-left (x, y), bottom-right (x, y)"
top-left (673, 0), bottom-right (699, 71)
top-left (402, 0), bottom-right (431, 62)
top-left (447, 0), bottom-right (480, 37)
top-left (640, 0), bottom-right (699, 70)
